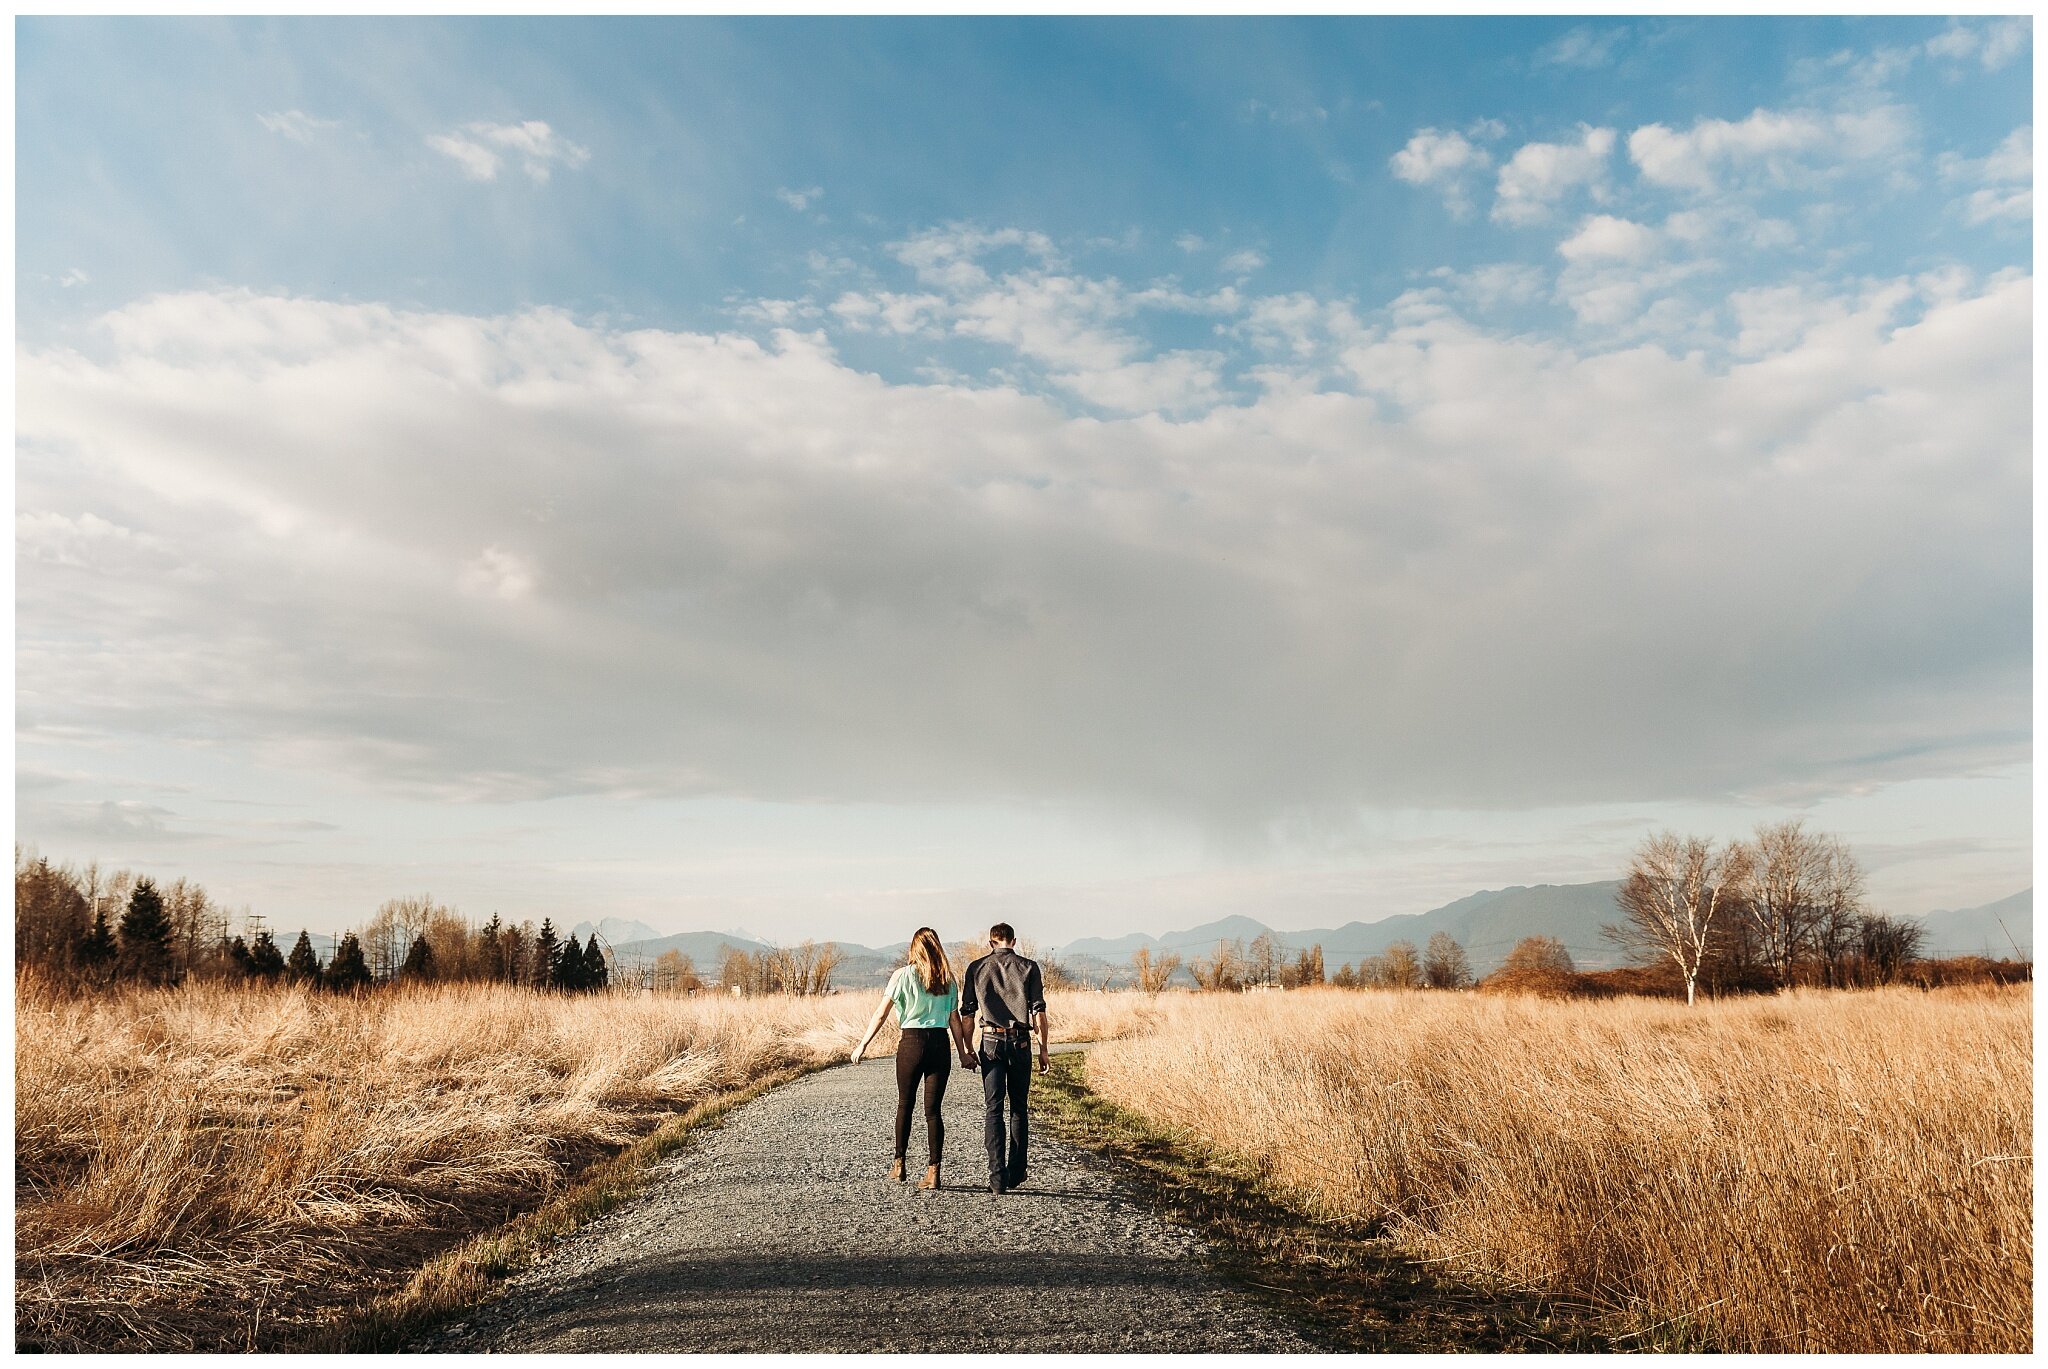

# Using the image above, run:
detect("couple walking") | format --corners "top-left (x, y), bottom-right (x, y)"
top-left (850, 923), bottom-right (1049, 1194)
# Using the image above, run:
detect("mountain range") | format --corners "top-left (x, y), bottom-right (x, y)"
top-left (604, 882), bottom-right (2030, 989)
top-left (284, 882), bottom-right (2029, 988)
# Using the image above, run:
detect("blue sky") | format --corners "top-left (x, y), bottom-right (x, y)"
top-left (15, 17), bottom-right (2033, 947)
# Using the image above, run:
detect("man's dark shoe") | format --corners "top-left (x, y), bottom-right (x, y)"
top-left (989, 1176), bottom-right (1007, 1195)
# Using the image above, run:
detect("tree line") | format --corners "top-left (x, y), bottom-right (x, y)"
top-left (1117, 822), bottom-right (2005, 1001)
top-left (1134, 929), bottom-right (1473, 992)
top-left (14, 852), bottom-right (611, 994)
top-left (1605, 820), bottom-right (1934, 1004)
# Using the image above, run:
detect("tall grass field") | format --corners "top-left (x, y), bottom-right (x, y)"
top-left (1084, 985), bottom-right (2031, 1352)
top-left (13, 973), bottom-right (1145, 1351)
top-left (15, 976), bottom-right (2026, 1351)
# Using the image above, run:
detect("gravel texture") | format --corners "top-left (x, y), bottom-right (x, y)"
top-left (416, 1048), bottom-right (1312, 1352)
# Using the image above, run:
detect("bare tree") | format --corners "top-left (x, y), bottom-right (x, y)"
top-left (1130, 946), bottom-right (1182, 993)
top-left (1606, 831), bottom-right (1751, 1006)
top-left (1379, 940), bottom-right (1422, 989)
top-left (805, 941), bottom-right (843, 995)
top-left (652, 949), bottom-right (702, 993)
top-left (361, 895), bottom-right (443, 982)
top-left (1484, 936), bottom-right (1579, 997)
top-left (1283, 944), bottom-right (1325, 988)
top-left (14, 852), bottom-right (89, 974)
top-left (1191, 938), bottom-right (1246, 992)
top-left (718, 943), bottom-right (757, 995)
top-left (1735, 820), bottom-right (1865, 986)
top-left (1246, 931), bottom-right (1282, 988)
top-left (1855, 913), bottom-right (1925, 986)
top-left (1422, 932), bottom-right (1471, 989)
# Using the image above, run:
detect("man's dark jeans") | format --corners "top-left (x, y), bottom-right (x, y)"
top-left (978, 1034), bottom-right (1033, 1187)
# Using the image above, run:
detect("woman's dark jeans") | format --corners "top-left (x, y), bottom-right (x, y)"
top-left (895, 1027), bottom-right (952, 1162)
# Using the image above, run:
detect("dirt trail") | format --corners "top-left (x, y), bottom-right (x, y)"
top-left (417, 1050), bottom-right (1312, 1352)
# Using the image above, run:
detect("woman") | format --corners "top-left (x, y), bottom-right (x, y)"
top-left (850, 927), bottom-right (971, 1190)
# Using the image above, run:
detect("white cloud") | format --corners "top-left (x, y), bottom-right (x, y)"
top-left (1533, 24), bottom-right (1629, 69)
top-left (870, 224), bottom-right (1256, 412)
top-left (1558, 214), bottom-right (1659, 262)
top-left (58, 268), bottom-right (89, 288)
top-left (1492, 125), bottom-right (1615, 224)
top-left (891, 223), bottom-right (1058, 291)
top-left (1924, 18), bottom-right (2030, 71)
top-left (1627, 105), bottom-right (1913, 194)
top-left (258, 109), bottom-right (340, 143)
top-left (1446, 263), bottom-right (1549, 312)
top-left (1174, 232), bottom-right (1205, 253)
top-left (828, 290), bottom-right (945, 335)
top-left (1390, 128), bottom-right (1496, 216)
top-left (776, 185), bottom-right (823, 211)
top-left (15, 272), bottom-right (2028, 825)
top-left (1232, 292), bottom-right (1364, 360)
top-left (1662, 204), bottom-right (1798, 252)
top-left (1220, 249), bottom-right (1267, 276)
top-left (1055, 351), bottom-right (1225, 414)
top-left (1940, 126), bottom-right (2032, 225)
top-left (427, 120), bottom-right (590, 183)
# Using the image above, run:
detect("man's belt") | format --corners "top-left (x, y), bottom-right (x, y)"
top-left (980, 1021), bottom-right (1033, 1036)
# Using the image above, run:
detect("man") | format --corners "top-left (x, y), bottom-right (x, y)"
top-left (958, 922), bottom-right (1049, 1194)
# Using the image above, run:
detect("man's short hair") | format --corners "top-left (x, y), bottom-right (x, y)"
top-left (988, 922), bottom-right (1016, 945)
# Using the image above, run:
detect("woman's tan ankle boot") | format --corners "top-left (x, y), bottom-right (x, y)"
top-left (889, 1157), bottom-right (906, 1182)
top-left (918, 1162), bottom-right (941, 1190)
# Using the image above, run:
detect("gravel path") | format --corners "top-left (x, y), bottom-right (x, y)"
top-left (418, 1050), bottom-right (1313, 1352)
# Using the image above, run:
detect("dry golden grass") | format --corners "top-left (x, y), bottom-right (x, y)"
top-left (15, 973), bottom-right (1136, 1350)
top-left (14, 975), bottom-right (883, 1350)
top-left (1083, 985), bottom-right (2031, 1352)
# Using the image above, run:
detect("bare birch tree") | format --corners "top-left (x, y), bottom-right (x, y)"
top-left (1606, 831), bottom-right (1751, 1005)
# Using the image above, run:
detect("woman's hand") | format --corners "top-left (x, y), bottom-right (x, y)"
top-left (849, 1045), bottom-right (864, 1065)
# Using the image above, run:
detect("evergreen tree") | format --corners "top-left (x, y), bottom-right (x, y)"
top-left (556, 933), bottom-right (586, 990)
top-left (76, 904), bottom-right (117, 979)
top-left (478, 912), bottom-right (504, 981)
top-left (325, 932), bottom-right (372, 993)
top-left (582, 936), bottom-right (609, 993)
top-left (532, 918), bottom-right (561, 990)
top-left (250, 930), bottom-right (286, 979)
top-left (285, 930), bottom-right (322, 984)
top-left (227, 935), bottom-right (257, 976)
top-left (400, 933), bottom-right (435, 980)
top-left (117, 877), bottom-right (175, 984)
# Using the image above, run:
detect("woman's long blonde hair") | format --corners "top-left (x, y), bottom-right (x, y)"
top-left (907, 927), bottom-right (953, 994)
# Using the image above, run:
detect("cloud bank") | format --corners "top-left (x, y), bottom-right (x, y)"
top-left (17, 261), bottom-right (2030, 830)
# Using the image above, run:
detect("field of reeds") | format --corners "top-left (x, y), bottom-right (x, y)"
top-left (1083, 984), bottom-right (2032, 1352)
top-left (14, 971), bottom-right (1148, 1352)
top-left (18, 973), bottom-right (2026, 1353)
